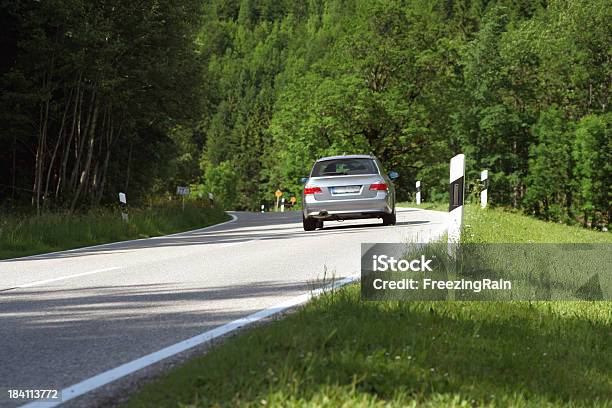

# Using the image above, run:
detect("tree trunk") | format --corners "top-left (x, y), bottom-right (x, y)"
top-left (32, 46), bottom-right (57, 215)
top-left (95, 116), bottom-right (119, 206)
top-left (70, 95), bottom-right (100, 212)
top-left (125, 140), bottom-right (133, 193)
top-left (57, 79), bottom-right (82, 200)
top-left (11, 134), bottom-right (16, 201)
top-left (33, 95), bottom-right (51, 216)
top-left (44, 87), bottom-right (74, 207)
top-left (89, 106), bottom-right (108, 204)
top-left (69, 88), bottom-right (95, 194)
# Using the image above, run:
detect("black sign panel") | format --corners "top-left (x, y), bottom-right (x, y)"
top-left (449, 176), bottom-right (464, 211)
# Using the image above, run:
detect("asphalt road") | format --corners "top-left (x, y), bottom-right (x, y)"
top-left (0, 207), bottom-right (448, 407)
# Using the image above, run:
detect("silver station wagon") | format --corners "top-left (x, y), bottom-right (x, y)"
top-left (301, 154), bottom-right (398, 231)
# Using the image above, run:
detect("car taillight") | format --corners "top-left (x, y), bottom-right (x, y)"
top-left (369, 183), bottom-right (388, 191)
top-left (304, 187), bottom-right (322, 195)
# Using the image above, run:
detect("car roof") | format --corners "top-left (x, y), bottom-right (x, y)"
top-left (316, 154), bottom-right (375, 162)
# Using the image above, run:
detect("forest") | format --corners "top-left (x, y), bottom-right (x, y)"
top-left (0, 0), bottom-right (610, 227)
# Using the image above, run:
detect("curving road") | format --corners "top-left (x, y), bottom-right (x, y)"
top-left (0, 207), bottom-right (447, 407)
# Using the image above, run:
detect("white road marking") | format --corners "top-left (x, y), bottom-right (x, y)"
top-left (5, 267), bottom-right (121, 291)
top-left (19, 275), bottom-right (359, 408)
top-left (220, 240), bottom-right (253, 248)
top-left (150, 213), bottom-right (238, 239)
top-left (220, 237), bottom-right (265, 248)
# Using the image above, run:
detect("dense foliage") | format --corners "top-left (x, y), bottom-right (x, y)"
top-left (1, 0), bottom-right (610, 227)
top-left (0, 0), bottom-right (203, 212)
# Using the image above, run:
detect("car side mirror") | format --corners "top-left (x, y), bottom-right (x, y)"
top-left (300, 177), bottom-right (309, 184)
top-left (388, 171), bottom-right (399, 180)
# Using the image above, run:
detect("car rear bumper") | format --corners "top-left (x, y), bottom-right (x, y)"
top-left (303, 194), bottom-right (392, 219)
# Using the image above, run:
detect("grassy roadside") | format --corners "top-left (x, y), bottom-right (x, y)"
top-left (0, 202), bottom-right (229, 260)
top-left (461, 205), bottom-right (612, 244)
top-left (397, 202), bottom-right (612, 243)
top-left (126, 288), bottom-right (611, 407)
top-left (125, 206), bottom-right (611, 408)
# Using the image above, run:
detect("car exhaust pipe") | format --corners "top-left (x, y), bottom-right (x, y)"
top-left (311, 211), bottom-right (330, 219)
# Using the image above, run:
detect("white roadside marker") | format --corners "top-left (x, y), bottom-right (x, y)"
top-left (416, 180), bottom-right (421, 205)
top-left (19, 275), bottom-right (359, 408)
top-left (118, 192), bottom-right (128, 222)
top-left (480, 169), bottom-right (488, 209)
top-left (448, 154), bottom-right (465, 244)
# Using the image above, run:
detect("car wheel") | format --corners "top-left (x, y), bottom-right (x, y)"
top-left (382, 208), bottom-right (396, 226)
top-left (303, 215), bottom-right (318, 231)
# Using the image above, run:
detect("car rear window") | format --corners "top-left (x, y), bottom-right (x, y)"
top-left (311, 158), bottom-right (378, 177)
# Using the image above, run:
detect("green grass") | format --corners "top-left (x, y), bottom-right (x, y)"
top-left (397, 201), bottom-right (612, 243)
top-left (126, 289), bottom-right (611, 407)
top-left (125, 205), bottom-right (611, 408)
top-left (0, 201), bottom-right (229, 260)
top-left (461, 205), bottom-right (612, 244)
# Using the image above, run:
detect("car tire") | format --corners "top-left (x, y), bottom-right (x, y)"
top-left (382, 208), bottom-right (396, 226)
top-left (303, 215), bottom-right (318, 231)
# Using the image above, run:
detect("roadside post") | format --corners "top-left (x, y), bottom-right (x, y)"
top-left (448, 154), bottom-right (465, 244)
top-left (480, 170), bottom-right (488, 209)
top-left (281, 198), bottom-right (285, 212)
top-left (416, 180), bottom-right (421, 205)
top-left (447, 154), bottom-right (465, 301)
top-left (275, 190), bottom-right (282, 211)
top-left (118, 192), bottom-right (128, 222)
top-left (208, 192), bottom-right (214, 207)
top-left (261, 204), bottom-right (265, 213)
top-left (176, 186), bottom-right (190, 211)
